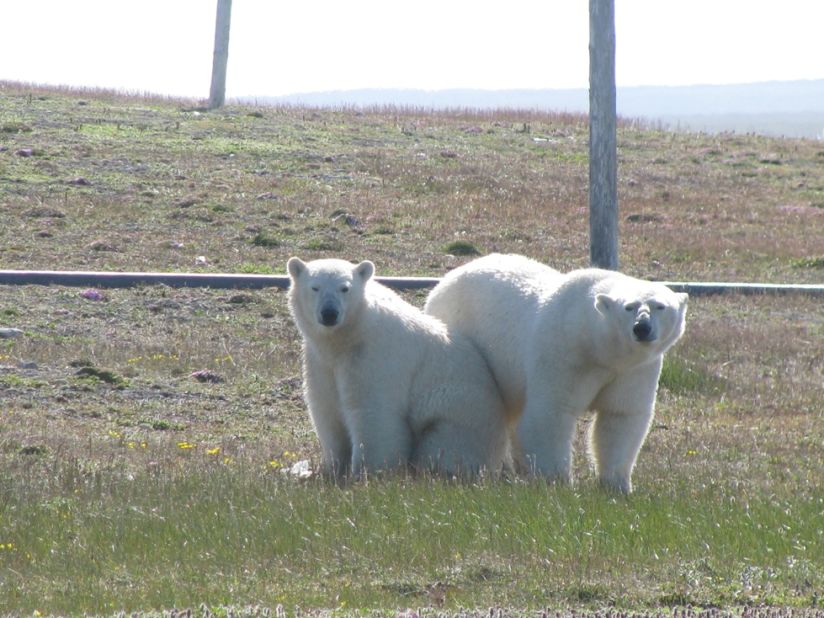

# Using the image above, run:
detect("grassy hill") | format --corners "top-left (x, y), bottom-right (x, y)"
top-left (3, 81), bottom-right (824, 283)
top-left (0, 82), bottom-right (822, 616)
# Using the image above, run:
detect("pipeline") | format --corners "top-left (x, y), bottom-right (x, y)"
top-left (0, 269), bottom-right (823, 297)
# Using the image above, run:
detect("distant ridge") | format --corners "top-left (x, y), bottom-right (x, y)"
top-left (238, 79), bottom-right (824, 139)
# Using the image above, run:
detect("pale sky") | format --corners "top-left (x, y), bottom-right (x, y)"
top-left (1, 1), bottom-right (823, 99)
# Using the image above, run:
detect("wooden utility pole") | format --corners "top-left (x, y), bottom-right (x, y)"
top-left (208, 0), bottom-right (232, 109)
top-left (588, 0), bottom-right (618, 270)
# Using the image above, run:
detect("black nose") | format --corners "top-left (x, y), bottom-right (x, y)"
top-left (633, 320), bottom-right (652, 341)
top-left (320, 307), bottom-right (339, 326)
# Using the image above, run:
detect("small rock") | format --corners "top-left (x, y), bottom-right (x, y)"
top-left (195, 255), bottom-right (208, 266)
top-left (67, 177), bottom-right (92, 186)
top-left (227, 294), bottom-right (255, 305)
top-left (15, 148), bottom-right (35, 157)
top-left (626, 213), bottom-right (663, 224)
top-left (17, 361), bottom-right (38, 370)
top-left (0, 328), bottom-right (24, 339)
top-left (191, 369), bottom-right (223, 384)
top-left (440, 150), bottom-right (458, 159)
top-left (332, 212), bottom-right (362, 230)
top-left (88, 240), bottom-right (119, 252)
top-left (79, 288), bottom-right (105, 301)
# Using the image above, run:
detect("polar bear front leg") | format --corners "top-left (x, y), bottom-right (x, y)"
top-left (590, 362), bottom-right (661, 493)
top-left (589, 407), bottom-right (653, 494)
top-left (347, 399), bottom-right (413, 477)
top-left (304, 362), bottom-right (351, 477)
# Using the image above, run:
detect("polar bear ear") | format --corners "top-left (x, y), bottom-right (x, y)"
top-left (354, 260), bottom-right (375, 282)
top-left (595, 293), bottom-right (615, 314)
top-left (677, 292), bottom-right (689, 307)
top-left (287, 257), bottom-right (306, 280)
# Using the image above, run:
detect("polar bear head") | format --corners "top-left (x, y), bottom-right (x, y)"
top-left (287, 257), bottom-right (375, 334)
top-left (594, 280), bottom-right (688, 354)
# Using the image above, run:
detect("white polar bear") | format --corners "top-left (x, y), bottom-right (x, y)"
top-left (287, 257), bottom-right (507, 479)
top-left (424, 253), bottom-right (688, 493)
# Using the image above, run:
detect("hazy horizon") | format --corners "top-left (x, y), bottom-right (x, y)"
top-left (235, 79), bottom-right (824, 139)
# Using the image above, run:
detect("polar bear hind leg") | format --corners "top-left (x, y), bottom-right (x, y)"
top-left (515, 384), bottom-right (579, 482)
top-left (412, 419), bottom-right (497, 478)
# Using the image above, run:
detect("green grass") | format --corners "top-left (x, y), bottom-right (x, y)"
top-left (251, 231), bottom-right (282, 248)
top-left (658, 357), bottom-right (723, 395)
top-left (791, 256), bottom-right (824, 269)
top-left (442, 239), bottom-right (482, 256)
top-left (2, 463), bottom-right (821, 615)
top-left (1, 82), bottom-right (823, 617)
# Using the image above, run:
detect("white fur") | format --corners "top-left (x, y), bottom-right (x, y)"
top-left (424, 253), bottom-right (688, 493)
top-left (287, 257), bottom-right (507, 479)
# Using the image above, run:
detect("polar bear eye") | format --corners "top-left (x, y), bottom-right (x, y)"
top-left (652, 302), bottom-right (666, 311)
top-left (624, 302), bottom-right (640, 312)
top-left (311, 285), bottom-right (320, 292)
top-left (340, 285), bottom-right (350, 294)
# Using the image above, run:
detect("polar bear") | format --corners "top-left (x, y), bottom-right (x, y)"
top-left (424, 253), bottom-right (688, 493)
top-left (287, 257), bottom-right (507, 479)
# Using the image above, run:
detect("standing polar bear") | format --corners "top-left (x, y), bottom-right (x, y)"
top-left (287, 257), bottom-right (507, 479)
top-left (425, 253), bottom-right (688, 493)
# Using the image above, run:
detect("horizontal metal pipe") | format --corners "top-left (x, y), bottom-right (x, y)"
top-left (0, 270), bottom-right (822, 297)
top-left (0, 269), bottom-right (438, 291)
top-left (659, 281), bottom-right (824, 297)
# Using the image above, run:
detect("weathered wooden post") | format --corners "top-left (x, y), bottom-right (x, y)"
top-left (208, 0), bottom-right (232, 109)
top-left (589, 0), bottom-right (619, 269)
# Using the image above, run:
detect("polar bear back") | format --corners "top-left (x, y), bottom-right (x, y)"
top-left (425, 253), bottom-right (563, 420)
top-left (425, 254), bottom-right (687, 421)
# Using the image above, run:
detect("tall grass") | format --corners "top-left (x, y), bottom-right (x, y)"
top-left (2, 459), bottom-right (822, 615)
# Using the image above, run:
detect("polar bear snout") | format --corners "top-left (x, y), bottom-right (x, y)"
top-left (632, 316), bottom-right (655, 342)
top-left (319, 303), bottom-right (340, 327)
